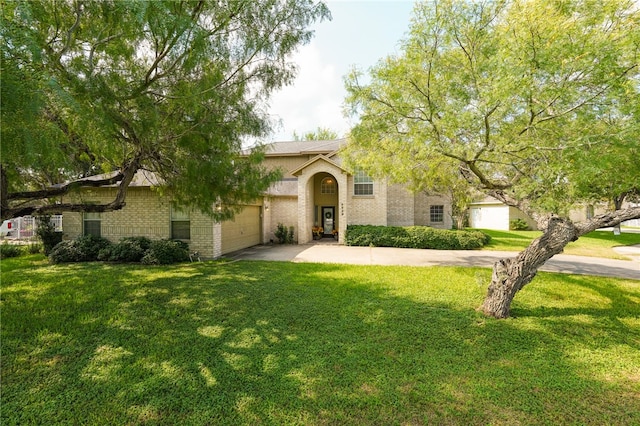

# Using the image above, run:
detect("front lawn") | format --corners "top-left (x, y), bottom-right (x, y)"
top-left (482, 229), bottom-right (640, 259)
top-left (2, 256), bottom-right (639, 425)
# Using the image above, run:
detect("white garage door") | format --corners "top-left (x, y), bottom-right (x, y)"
top-left (221, 205), bottom-right (262, 254)
top-left (470, 206), bottom-right (509, 230)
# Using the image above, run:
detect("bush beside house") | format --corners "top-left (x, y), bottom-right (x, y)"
top-left (345, 225), bottom-right (490, 250)
top-left (49, 236), bottom-right (189, 265)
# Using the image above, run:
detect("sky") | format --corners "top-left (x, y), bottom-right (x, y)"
top-left (265, 0), bottom-right (417, 142)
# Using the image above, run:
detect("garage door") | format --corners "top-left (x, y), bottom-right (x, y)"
top-left (221, 205), bottom-right (262, 254)
top-left (470, 206), bottom-right (509, 230)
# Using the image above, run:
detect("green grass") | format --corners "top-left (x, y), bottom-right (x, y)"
top-left (2, 255), bottom-right (639, 425)
top-left (482, 229), bottom-right (640, 259)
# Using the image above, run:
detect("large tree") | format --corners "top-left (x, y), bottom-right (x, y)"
top-left (344, 0), bottom-right (640, 318)
top-left (1, 0), bottom-right (330, 221)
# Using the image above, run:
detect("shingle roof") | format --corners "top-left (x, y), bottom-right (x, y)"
top-left (264, 139), bottom-right (345, 156)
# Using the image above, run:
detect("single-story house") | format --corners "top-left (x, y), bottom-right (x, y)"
top-left (62, 139), bottom-right (453, 258)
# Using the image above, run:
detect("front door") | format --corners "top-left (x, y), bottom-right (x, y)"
top-left (322, 206), bottom-right (335, 237)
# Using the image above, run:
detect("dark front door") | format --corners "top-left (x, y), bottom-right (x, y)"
top-left (322, 206), bottom-right (335, 237)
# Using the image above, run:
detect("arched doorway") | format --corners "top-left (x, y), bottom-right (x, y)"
top-left (293, 158), bottom-right (348, 244)
top-left (313, 172), bottom-right (339, 238)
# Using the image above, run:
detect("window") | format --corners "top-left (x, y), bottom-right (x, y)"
top-left (354, 170), bottom-right (373, 196)
top-left (320, 177), bottom-right (336, 194)
top-left (430, 205), bottom-right (444, 223)
top-left (171, 206), bottom-right (190, 240)
top-left (83, 212), bottom-right (102, 237)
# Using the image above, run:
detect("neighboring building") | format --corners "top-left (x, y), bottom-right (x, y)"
top-left (469, 197), bottom-right (637, 231)
top-left (62, 139), bottom-right (453, 258)
top-left (469, 197), bottom-right (537, 230)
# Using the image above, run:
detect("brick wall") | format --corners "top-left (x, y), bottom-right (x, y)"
top-left (415, 193), bottom-right (453, 229)
top-left (62, 187), bottom-right (217, 258)
top-left (268, 196), bottom-right (298, 243)
top-left (348, 176), bottom-right (388, 226)
top-left (387, 183), bottom-right (415, 226)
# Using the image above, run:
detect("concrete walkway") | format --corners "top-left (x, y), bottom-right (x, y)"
top-left (226, 242), bottom-right (640, 280)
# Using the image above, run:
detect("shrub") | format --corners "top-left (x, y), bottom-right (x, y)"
top-left (0, 242), bottom-right (23, 259)
top-left (275, 223), bottom-right (294, 244)
top-left (35, 216), bottom-right (63, 255)
top-left (49, 235), bottom-right (112, 264)
top-left (141, 239), bottom-right (189, 265)
top-left (99, 236), bottom-right (152, 262)
top-left (345, 225), bottom-right (490, 250)
top-left (48, 241), bottom-right (82, 263)
top-left (510, 218), bottom-right (529, 231)
top-left (28, 243), bottom-right (43, 254)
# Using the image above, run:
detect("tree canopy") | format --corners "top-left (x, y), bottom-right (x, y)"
top-left (344, 0), bottom-right (640, 318)
top-left (292, 126), bottom-right (340, 141)
top-left (1, 0), bottom-right (330, 220)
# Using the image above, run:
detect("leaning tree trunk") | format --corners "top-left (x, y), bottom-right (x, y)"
top-left (480, 206), bottom-right (640, 318)
top-left (480, 216), bottom-right (579, 318)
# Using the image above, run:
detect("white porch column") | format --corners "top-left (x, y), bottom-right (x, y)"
top-left (212, 221), bottom-right (222, 258)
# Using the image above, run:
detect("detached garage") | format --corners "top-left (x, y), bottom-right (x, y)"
top-left (221, 205), bottom-right (262, 254)
top-left (469, 197), bottom-right (536, 230)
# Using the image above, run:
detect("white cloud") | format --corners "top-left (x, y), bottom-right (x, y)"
top-left (266, 42), bottom-right (349, 141)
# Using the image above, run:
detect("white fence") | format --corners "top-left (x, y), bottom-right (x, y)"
top-left (0, 215), bottom-right (63, 241)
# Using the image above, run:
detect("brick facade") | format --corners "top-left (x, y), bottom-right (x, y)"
top-left (63, 187), bottom-right (218, 258)
top-left (264, 145), bottom-right (454, 244)
top-left (61, 140), bottom-right (454, 255)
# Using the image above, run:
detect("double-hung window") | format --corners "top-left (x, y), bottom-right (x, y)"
top-left (83, 212), bottom-right (102, 237)
top-left (354, 170), bottom-right (374, 196)
top-left (171, 206), bottom-right (190, 240)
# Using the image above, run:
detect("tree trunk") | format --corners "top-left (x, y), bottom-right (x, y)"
top-left (481, 216), bottom-right (578, 318)
top-left (481, 207), bottom-right (640, 318)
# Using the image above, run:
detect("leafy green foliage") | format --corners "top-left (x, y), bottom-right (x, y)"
top-left (140, 239), bottom-right (189, 265)
top-left (344, 0), bottom-right (639, 219)
top-left (292, 127), bottom-right (339, 141)
top-left (0, 242), bottom-right (23, 259)
top-left (49, 235), bottom-right (113, 264)
top-left (274, 223), bottom-right (295, 244)
top-left (345, 225), bottom-right (490, 250)
top-left (1, 0), bottom-right (330, 219)
top-left (509, 219), bottom-right (529, 231)
top-left (35, 216), bottom-right (63, 255)
top-left (98, 237), bottom-right (153, 263)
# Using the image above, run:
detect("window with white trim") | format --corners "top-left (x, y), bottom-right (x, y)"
top-left (83, 212), bottom-right (102, 237)
top-left (320, 177), bottom-right (336, 194)
top-left (171, 206), bottom-right (190, 240)
top-left (430, 205), bottom-right (444, 223)
top-left (354, 170), bottom-right (374, 196)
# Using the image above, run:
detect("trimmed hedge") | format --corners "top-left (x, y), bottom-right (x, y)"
top-left (344, 225), bottom-right (490, 250)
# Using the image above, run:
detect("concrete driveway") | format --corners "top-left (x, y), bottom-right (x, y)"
top-left (225, 243), bottom-right (640, 280)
